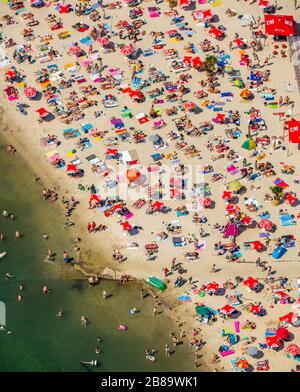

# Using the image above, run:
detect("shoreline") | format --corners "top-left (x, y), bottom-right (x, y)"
top-left (0, 122), bottom-right (208, 370)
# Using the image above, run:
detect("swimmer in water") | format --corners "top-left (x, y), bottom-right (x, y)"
top-left (0, 233), bottom-right (4, 240)
top-left (97, 337), bottom-right (102, 343)
top-left (95, 347), bottom-right (101, 354)
top-left (5, 273), bottom-right (14, 280)
top-left (42, 286), bottom-right (50, 294)
top-left (17, 294), bottom-right (23, 301)
top-left (43, 233), bottom-right (49, 240)
top-left (19, 284), bottom-right (23, 291)
top-left (81, 315), bottom-right (87, 327)
top-left (56, 309), bottom-right (63, 318)
top-left (15, 230), bottom-right (21, 238)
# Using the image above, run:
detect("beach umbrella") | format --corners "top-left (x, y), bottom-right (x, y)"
top-left (120, 221), bottom-right (133, 231)
top-left (120, 44), bottom-right (134, 56)
top-left (276, 327), bottom-right (289, 340)
top-left (206, 282), bottom-right (219, 293)
top-left (24, 86), bottom-right (37, 98)
top-left (35, 108), bottom-right (49, 118)
top-left (99, 37), bottom-right (110, 46)
top-left (286, 344), bottom-right (300, 356)
top-left (250, 304), bottom-right (261, 315)
top-left (69, 46), bottom-right (81, 55)
top-left (220, 304), bottom-right (235, 316)
top-left (126, 168), bottom-right (141, 183)
top-left (234, 79), bottom-right (244, 88)
top-left (236, 359), bottom-right (249, 369)
top-left (246, 346), bottom-right (258, 357)
top-left (227, 180), bottom-right (242, 192)
top-left (224, 223), bottom-right (239, 237)
top-left (66, 164), bottom-right (77, 173)
top-left (244, 277), bottom-right (259, 290)
top-left (242, 138), bottom-right (257, 151)
top-left (152, 201), bottom-right (164, 210)
top-left (266, 336), bottom-right (281, 348)
top-left (4, 70), bottom-right (16, 80)
top-left (224, 66), bottom-right (233, 73)
top-left (222, 191), bottom-right (232, 200)
top-left (259, 219), bottom-right (273, 231)
top-left (208, 27), bottom-right (223, 39)
top-left (240, 89), bottom-right (252, 99)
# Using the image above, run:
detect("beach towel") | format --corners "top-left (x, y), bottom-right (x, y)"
top-left (234, 321), bottom-right (240, 333)
top-left (81, 123), bottom-right (94, 133)
top-left (80, 37), bottom-right (92, 46)
top-left (220, 350), bottom-right (234, 357)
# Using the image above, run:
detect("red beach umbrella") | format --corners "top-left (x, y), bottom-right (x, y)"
top-left (266, 336), bottom-right (281, 348)
top-left (244, 277), bottom-right (259, 290)
top-left (276, 327), bottom-right (289, 340)
top-left (206, 282), bottom-right (219, 293)
top-left (99, 37), bottom-right (110, 45)
top-left (24, 86), bottom-right (37, 98)
top-left (35, 108), bottom-right (49, 118)
top-left (220, 304), bottom-right (235, 315)
top-left (279, 312), bottom-right (294, 324)
top-left (259, 219), bottom-right (273, 231)
top-left (120, 44), bottom-right (134, 56)
top-left (66, 164), bottom-right (77, 173)
top-left (120, 221), bottom-right (133, 231)
top-left (286, 344), bottom-right (300, 356)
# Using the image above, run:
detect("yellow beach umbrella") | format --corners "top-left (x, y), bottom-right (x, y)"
top-left (228, 180), bottom-right (242, 192)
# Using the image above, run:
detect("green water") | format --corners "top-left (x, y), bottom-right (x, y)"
top-left (0, 134), bottom-right (195, 372)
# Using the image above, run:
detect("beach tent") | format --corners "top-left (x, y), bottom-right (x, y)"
top-left (264, 15), bottom-right (295, 37)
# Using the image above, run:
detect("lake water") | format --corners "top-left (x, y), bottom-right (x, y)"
top-left (0, 133), bottom-right (195, 372)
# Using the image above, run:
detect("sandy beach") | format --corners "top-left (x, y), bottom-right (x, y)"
top-left (1, 0), bottom-right (300, 372)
